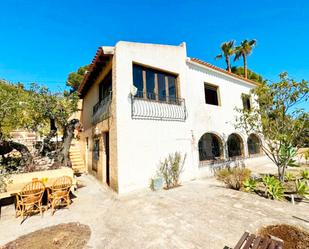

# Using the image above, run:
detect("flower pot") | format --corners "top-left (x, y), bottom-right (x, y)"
top-left (151, 177), bottom-right (163, 191)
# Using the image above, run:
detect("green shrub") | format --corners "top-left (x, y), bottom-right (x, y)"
top-left (159, 152), bottom-right (186, 189)
top-left (216, 167), bottom-right (251, 190)
top-left (295, 180), bottom-right (309, 198)
top-left (284, 172), bottom-right (295, 181)
top-left (301, 170), bottom-right (309, 180)
top-left (243, 178), bottom-right (257, 192)
top-left (262, 175), bottom-right (284, 200)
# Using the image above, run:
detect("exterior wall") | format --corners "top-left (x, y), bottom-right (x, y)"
top-left (185, 62), bottom-right (259, 177)
top-left (81, 41), bottom-right (263, 194)
top-left (114, 42), bottom-right (192, 193)
top-left (79, 60), bottom-right (119, 191)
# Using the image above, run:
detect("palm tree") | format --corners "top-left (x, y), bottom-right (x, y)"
top-left (215, 40), bottom-right (235, 72)
top-left (234, 39), bottom-right (256, 78)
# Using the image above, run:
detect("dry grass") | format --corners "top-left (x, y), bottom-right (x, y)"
top-left (258, 224), bottom-right (309, 249)
top-left (1, 222), bottom-right (91, 249)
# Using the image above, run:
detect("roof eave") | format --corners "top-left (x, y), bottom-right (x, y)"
top-left (188, 58), bottom-right (260, 87)
top-left (78, 46), bottom-right (114, 97)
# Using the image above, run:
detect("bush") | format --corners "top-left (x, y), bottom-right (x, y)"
top-left (295, 180), bottom-right (309, 198)
top-left (243, 178), bottom-right (257, 192)
top-left (216, 167), bottom-right (251, 190)
top-left (284, 171), bottom-right (295, 181)
top-left (301, 169), bottom-right (309, 180)
top-left (262, 175), bottom-right (284, 200)
top-left (159, 152), bottom-right (186, 189)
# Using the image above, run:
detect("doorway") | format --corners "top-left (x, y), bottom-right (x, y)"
top-left (104, 132), bottom-right (110, 186)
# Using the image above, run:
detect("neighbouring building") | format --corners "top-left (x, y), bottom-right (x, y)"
top-left (77, 41), bottom-right (264, 193)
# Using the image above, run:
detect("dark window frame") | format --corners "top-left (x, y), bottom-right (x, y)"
top-left (92, 138), bottom-right (100, 171)
top-left (242, 94), bottom-right (251, 111)
top-left (204, 83), bottom-right (220, 106)
top-left (99, 71), bottom-right (112, 102)
top-left (132, 64), bottom-right (179, 103)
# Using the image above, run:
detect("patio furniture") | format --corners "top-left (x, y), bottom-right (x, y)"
top-left (233, 232), bottom-right (283, 249)
top-left (47, 176), bottom-right (72, 215)
top-left (15, 181), bottom-right (45, 220)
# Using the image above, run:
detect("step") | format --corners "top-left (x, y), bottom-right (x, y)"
top-left (71, 161), bottom-right (84, 165)
top-left (71, 160), bottom-right (84, 164)
top-left (72, 166), bottom-right (85, 169)
top-left (69, 154), bottom-right (82, 158)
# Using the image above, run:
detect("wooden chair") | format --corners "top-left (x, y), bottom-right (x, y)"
top-left (15, 181), bottom-right (45, 220)
top-left (47, 176), bottom-right (72, 215)
top-left (233, 232), bottom-right (283, 249)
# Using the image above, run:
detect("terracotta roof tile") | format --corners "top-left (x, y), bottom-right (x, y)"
top-left (190, 58), bottom-right (260, 86)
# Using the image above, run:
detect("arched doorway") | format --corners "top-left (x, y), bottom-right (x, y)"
top-left (247, 134), bottom-right (261, 155)
top-left (227, 133), bottom-right (244, 158)
top-left (198, 133), bottom-right (224, 161)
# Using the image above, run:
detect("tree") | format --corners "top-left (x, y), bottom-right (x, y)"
top-left (66, 65), bottom-right (89, 92)
top-left (0, 80), bottom-right (80, 168)
top-left (231, 66), bottom-right (264, 83)
top-left (235, 72), bottom-right (308, 182)
top-left (215, 40), bottom-right (235, 72)
top-left (0, 81), bottom-right (33, 164)
top-left (0, 80), bottom-right (26, 139)
top-left (27, 84), bottom-right (79, 160)
top-left (234, 39), bottom-right (256, 79)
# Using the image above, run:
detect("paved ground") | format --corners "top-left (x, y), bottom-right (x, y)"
top-left (0, 168), bottom-right (308, 249)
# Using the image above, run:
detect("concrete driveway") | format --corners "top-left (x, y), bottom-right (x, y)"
top-left (0, 173), bottom-right (308, 249)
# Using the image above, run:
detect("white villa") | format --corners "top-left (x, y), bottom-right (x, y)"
top-left (77, 41), bottom-right (264, 193)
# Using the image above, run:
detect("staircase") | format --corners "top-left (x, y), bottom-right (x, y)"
top-left (70, 141), bottom-right (85, 173)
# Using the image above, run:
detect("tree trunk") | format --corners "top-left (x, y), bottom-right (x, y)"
top-left (225, 56), bottom-right (231, 72)
top-left (243, 55), bottom-right (248, 78)
top-left (57, 119), bottom-right (81, 167)
top-left (0, 140), bottom-right (33, 166)
top-left (40, 118), bottom-right (58, 155)
top-left (278, 165), bottom-right (286, 183)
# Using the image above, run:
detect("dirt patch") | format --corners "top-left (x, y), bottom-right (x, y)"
top-left (1, 222), bottom-right (91, 249)
top-left (258, 224), bottom-right (309, 249)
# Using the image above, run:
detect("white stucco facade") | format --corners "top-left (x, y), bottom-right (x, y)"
top-left (79, 41), bottom-right (264, 194)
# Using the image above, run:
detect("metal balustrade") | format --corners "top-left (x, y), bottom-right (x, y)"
top-left (131, 91), bottom-right (187, 121)
top-left (92, 93), bottom-right (112, 124)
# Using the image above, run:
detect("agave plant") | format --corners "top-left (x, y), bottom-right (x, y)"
top-left (301, 169), bottom-right (309, 180)
top-left (284, 171), bottom-right (295, 181)
top-left (243, 178), bottom-right (256, 192)
top-left (295, 180), bottom-right (309, 198)
top-left (262, 175), bottom-right (284, 200)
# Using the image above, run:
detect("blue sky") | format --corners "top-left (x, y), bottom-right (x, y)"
top-left (0, 0), bottom-right (309, 95)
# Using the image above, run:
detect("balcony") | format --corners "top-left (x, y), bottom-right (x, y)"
top-left (92, 93), bottom-right (112, 124)
top-left (131, 91), bottom-right (187, 121)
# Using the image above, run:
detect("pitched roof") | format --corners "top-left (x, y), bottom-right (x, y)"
top-left (78, 46), bottom-right (114, 97)
top-left (189, 58), bottom-right (260, 86)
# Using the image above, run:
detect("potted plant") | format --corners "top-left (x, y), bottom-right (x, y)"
top-left (150, 174), bottom-right (163, 191)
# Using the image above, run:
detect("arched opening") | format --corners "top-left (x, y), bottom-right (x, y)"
top-left (227, 133), bottom-right (244, 158)
top-left (247, 134), bottom-right (261, 155)
top-left (198, 133), bottom-right (223, 161)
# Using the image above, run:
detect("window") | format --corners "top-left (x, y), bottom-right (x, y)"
top-left (227, 134), bottom-right (244, 158)
top-left (99, 71), bottom-right (112, 102)
top-left (204, 84), bottom-right (219, 106)
top-left (92, 139), bottom-right (100, 171)
top-left (132, 64), bottom-right (178, 102)
top-left (242, 94), bottom-right (251, 111)
top-left (198, 133), bottom-right (223, 161)
top-left (86, 137), bottom-right (89, 149)
top-left (247, 134), bottom-right (261, 155)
